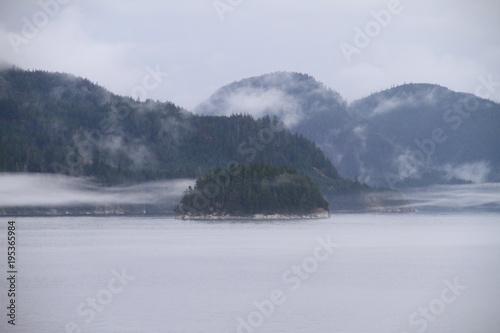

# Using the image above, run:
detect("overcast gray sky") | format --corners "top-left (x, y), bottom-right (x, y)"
top-left (0, 0), bottom-right (499, 109)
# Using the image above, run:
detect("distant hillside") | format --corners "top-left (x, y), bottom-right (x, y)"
top-left (194, 72), bottom-right (351, 145)
top-left (349, 84), bottom-right (500, 187)
top-left (195, 73), bottom-right (500, 187)
top-left (0, 68), bottom-right (405, 212)
top-left (0, 68), bottom-right (338, 182)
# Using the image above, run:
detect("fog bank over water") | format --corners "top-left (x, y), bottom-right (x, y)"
top-left (401, 183), bottom-right (500, 210)
top-left (0, 173), bottom-right (194, 207)
top-left (1, 173), bottom-right (498, 211)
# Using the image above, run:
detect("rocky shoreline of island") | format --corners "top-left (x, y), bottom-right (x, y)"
top-left (176, 208), bottom-right (330, 220)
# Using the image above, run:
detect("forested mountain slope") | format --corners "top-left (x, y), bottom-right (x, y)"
top-left (195, 73), bottom-right (500, 187)
top-left (0, 68), bottom-right (404, 212)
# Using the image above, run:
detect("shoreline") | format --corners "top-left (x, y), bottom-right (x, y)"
top-left (176, 209), bottom-right (330, 220)
top-left (1, 206), bottom-right (417, 217)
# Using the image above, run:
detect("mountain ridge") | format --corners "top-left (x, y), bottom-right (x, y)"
top-left (0, 67), bottom-right (410, 213)
top-left (195, 72), bottom-right (500, 187)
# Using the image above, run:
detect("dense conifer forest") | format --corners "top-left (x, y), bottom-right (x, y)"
top-left (175, 163), bottom-right (329, 216)
top-left (0, 68), bottom-right (409, 212)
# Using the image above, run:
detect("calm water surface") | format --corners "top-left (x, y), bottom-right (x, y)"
top-left (1, 213), bottom-right (499, 333)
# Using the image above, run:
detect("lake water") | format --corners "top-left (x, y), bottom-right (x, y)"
top-left (1, 213), bottom-right (500, 333)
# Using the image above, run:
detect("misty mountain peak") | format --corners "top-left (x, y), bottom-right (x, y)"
top-left (194, 71), bottom-right (346, 128)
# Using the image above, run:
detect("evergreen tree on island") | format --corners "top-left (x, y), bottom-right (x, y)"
top-left (175, 163), bottom-right (329, 219)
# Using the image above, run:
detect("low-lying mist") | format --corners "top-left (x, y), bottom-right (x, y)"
top-left (401, 183), bottom-right (500, 210)
top-left (0, 173), bottom-right (194, 208)
top-left (1, 173), bottom-right (498, 212)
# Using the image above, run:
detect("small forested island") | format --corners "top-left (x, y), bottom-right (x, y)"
top-left (175, 163), bottom-right (330, 219)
